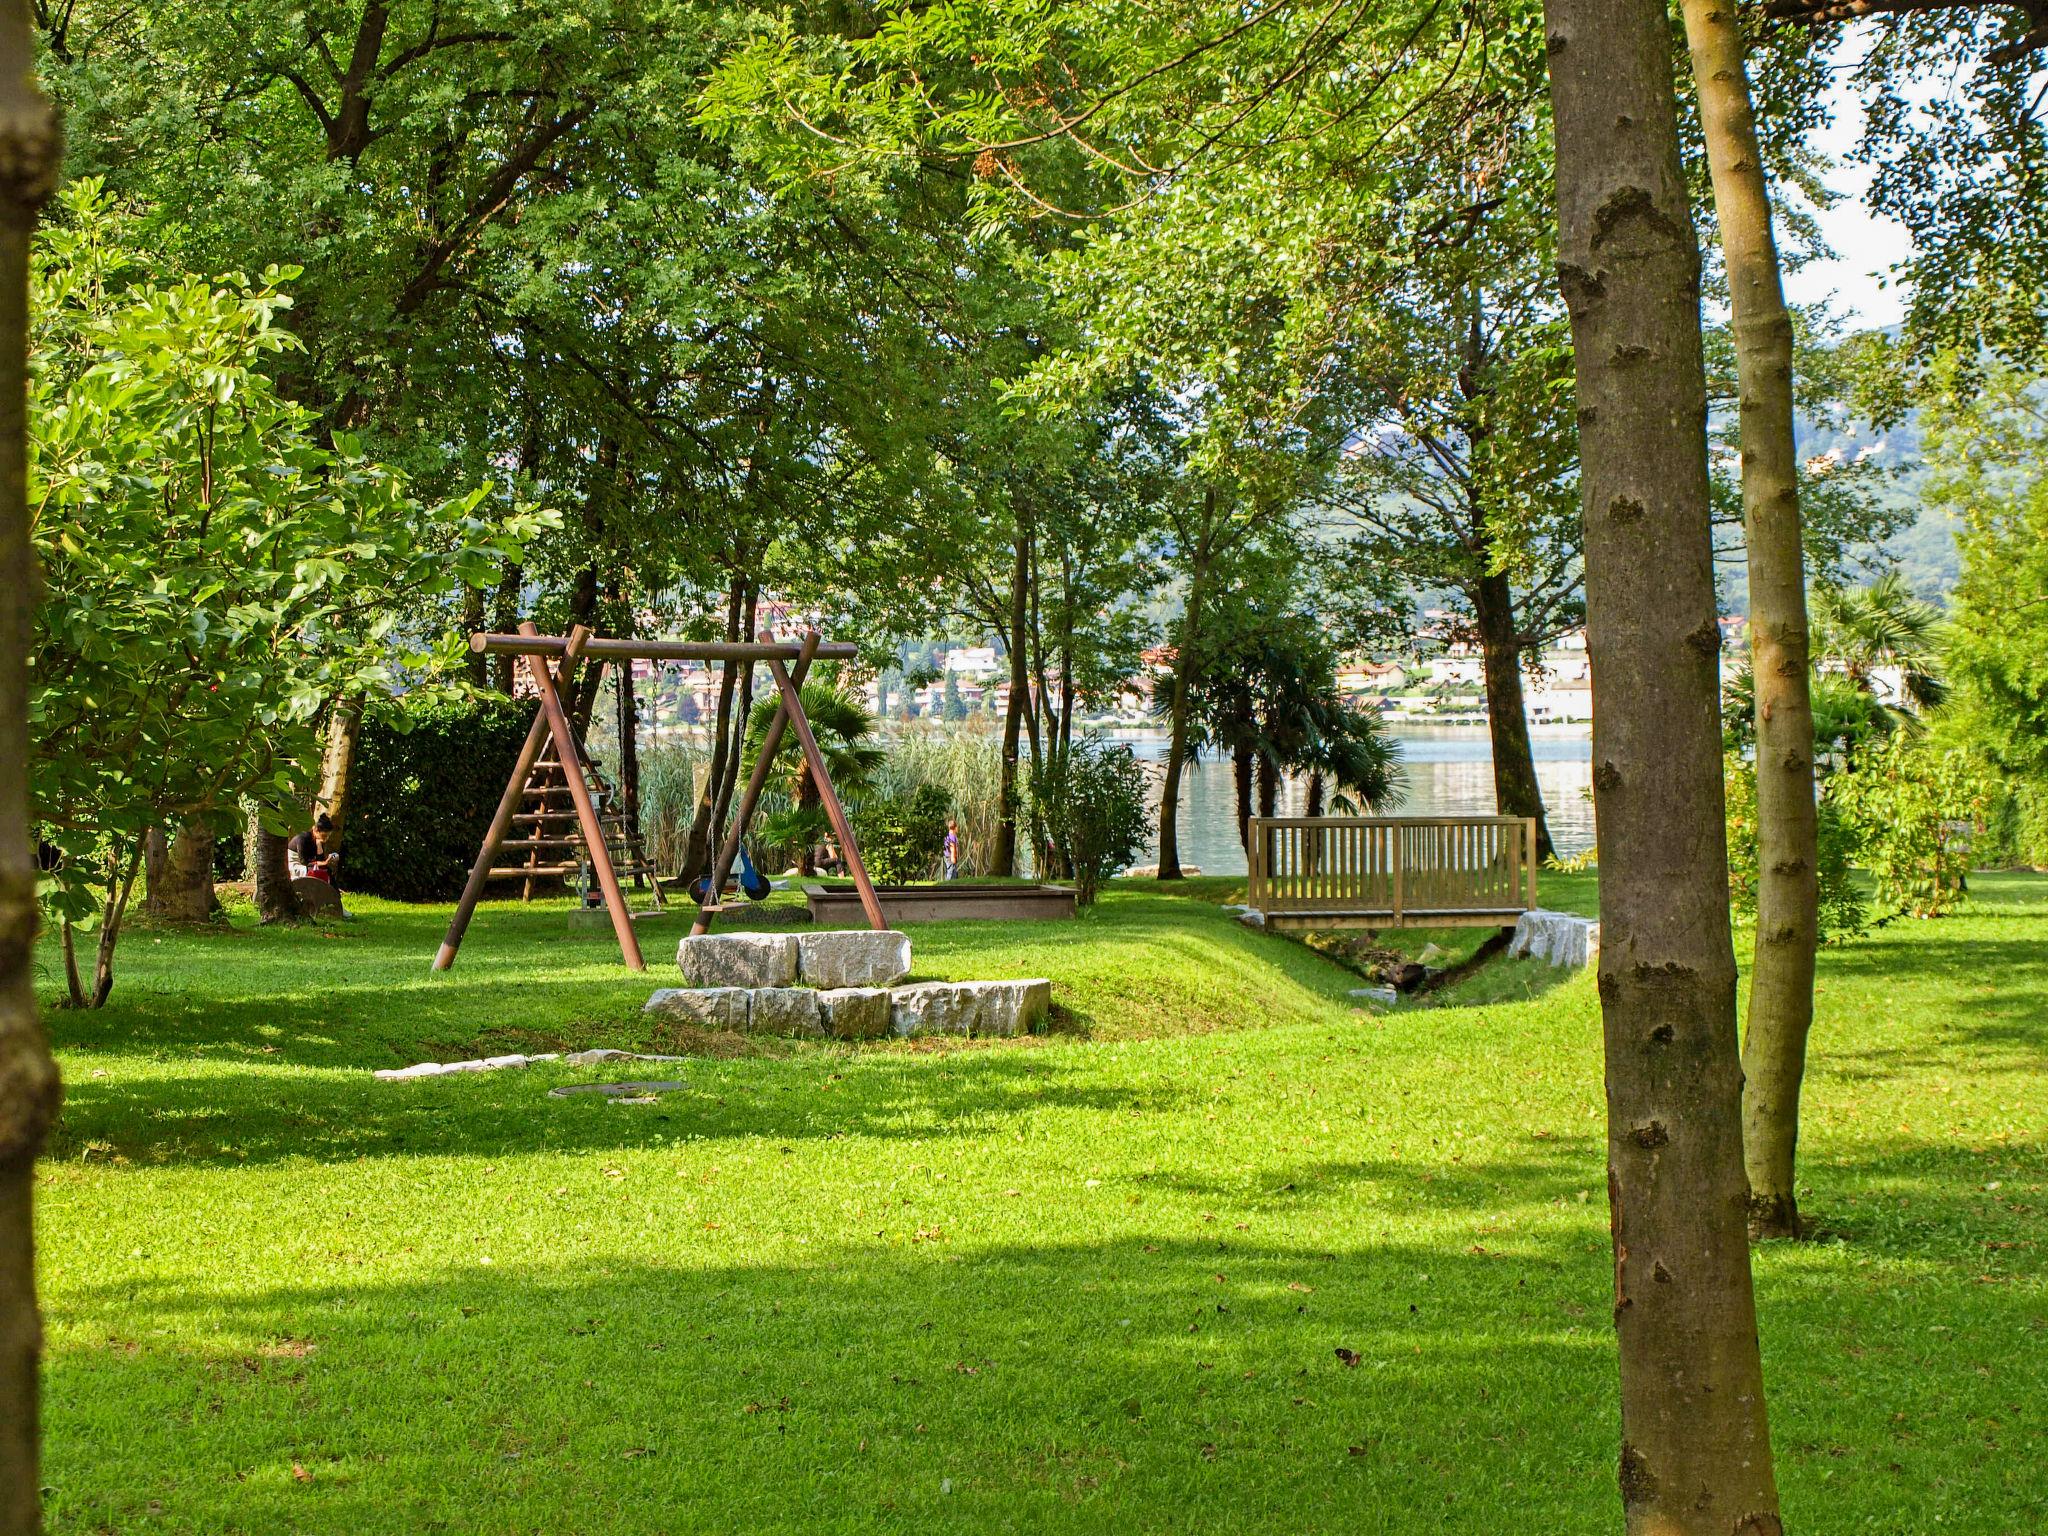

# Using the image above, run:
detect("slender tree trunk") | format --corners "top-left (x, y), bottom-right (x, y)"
top-left (565, 563), bottom-right (603, 738)
top-left (1057, 540), bottom-right (1077, 753)
top-left (1681, 0), bottom-right (1822, 1243)
top-left (1304, 770), bottom-right (1326, 818)
top-left (1234, 744), bottom-right (1255, 850)
top-left (992, 531), bottom-right (1030, 877)
top-left (86, 845), bottom-right (144, 1008)
top-left (708, 582), bottom-right (757, 867)
top-left (316, 696), bottom-right (364, 844)
top-left (0, 13), bottom-right (61, 1521)
top-left (686, 578), bottom-right (744, 881)
top-left (249, 804), bottom-right (301, 925)
top-left (1157, 523), bottom-right (1212, 880)
top-left (1256, 754), bottom-right (1279, 820)
top-left (491, 560), bottom-right (523, 693)
top-left (1544, 2), bottom-right (1782, 1530)
top-left (1472, 570), bottom-right (1556, 862)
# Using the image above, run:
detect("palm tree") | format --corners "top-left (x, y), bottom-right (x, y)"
top-left (744, 681), bottom-right (886, 874)
top-left (1810, 571), bottom-right (1947, 720)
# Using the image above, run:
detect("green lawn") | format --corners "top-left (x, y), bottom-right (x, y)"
top-left (32, 874), bottom-right (2046, 1533)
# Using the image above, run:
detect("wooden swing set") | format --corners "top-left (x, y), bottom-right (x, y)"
top-left (431, 623), bottom-right (886, 974)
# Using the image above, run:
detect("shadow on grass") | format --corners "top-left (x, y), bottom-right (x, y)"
top-left (45, 1048), bottom-right (1202, 1170)
top-left (45, 1232), bottom-right (1623, 1534)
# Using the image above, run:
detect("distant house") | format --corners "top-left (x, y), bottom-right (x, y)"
top-left (943, 645), bottom-right (1002, 677)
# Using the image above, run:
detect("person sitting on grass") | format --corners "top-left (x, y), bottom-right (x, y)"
top-left (289, 813), bottom-right (339, 885)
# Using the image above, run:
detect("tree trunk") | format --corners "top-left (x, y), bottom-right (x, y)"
top-left (249, 804), bottom-right (301, 925)
top-left (565, 563), bottom-right (603, 738)
top-left (1057, 540), bottom-right (1076, 753)
top-left (150, 820), bottom-right (218, 925)
top-left (1156, 525), bottom-right (1211, 880)
top-left (991, 532), bottom-right (1030, 878)
top-left (1256, 754), bottom-right (1279, 820)
top-left (1544, 1), bottom-right (1782, 1530)
top-left (1680, 0), bottom-right (1821, 1243)
top-left (461, 583), bottom-right (487, 688)
top-left (1304, 770), bottom-right (1326, 818)
top-left (685, 579), bottom-right (744, 881)
top-left (1472, 569), bottom-right (1556, 862)
top-left (1234, 744), bottom-right (1254, 851)
top-left (0, 9), bottom-right (61, 1522)
top-left (140, 825), bottom-right (169, 917)
top-left (490, 560), bottom-right (523, 692)
top-left (316, 696), bottom-right (363, 845)
top-left (86, 845), bottom-right (144, 1009)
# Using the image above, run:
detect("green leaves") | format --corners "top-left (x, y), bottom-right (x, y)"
top-left (29, 188), bottom-right (552, 925)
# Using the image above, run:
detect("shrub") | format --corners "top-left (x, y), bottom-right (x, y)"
top-left (1723, 754), bottom-right (1866, 942)
top-left (1031, 737), bottom-right (1153, 906)
top-left (1829, 735), bottom-right (1998, 918)
top-left (853, 784), bottom-right (950, 884)
top-left (344, 698), bottom-right (538, 901)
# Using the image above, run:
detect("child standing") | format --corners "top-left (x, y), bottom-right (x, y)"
top-left (942, 818), bottom-right (960, 881)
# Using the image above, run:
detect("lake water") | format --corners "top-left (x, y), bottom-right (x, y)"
top-left (1112, 725), bottom-right (1595, 877)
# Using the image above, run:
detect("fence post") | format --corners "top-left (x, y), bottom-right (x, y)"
top-left (1525, 817), bottom-right (1539, 908)
top-left (1391, 823), bottom-right (1405, 925)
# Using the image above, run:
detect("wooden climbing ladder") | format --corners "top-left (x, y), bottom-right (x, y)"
top-left (499, 748), bottom-right (665, 912)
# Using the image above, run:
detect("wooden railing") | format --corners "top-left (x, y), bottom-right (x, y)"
top-left (1246, 816), bottom-right (1538, 928)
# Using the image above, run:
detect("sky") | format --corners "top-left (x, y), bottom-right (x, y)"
top-left (1780, 46), bottom-right (1915, 331)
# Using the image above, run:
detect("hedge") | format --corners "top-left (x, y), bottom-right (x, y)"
top-left (343, 698), bottom-right (538, 901)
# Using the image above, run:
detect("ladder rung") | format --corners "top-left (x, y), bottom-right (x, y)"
top-left (486, 864), bottom-right (580, 879)
top-left (499, 837), bottom-right (578, 850)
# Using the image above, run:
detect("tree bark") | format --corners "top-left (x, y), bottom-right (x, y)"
top-left (0, 5), bottom-right (60, 1521)
top-left (147, 820), bottom-right (219, 925)
top-left (248, 804), bottom-right (301, 925)
top-left (315, 696), bottom-right (364, 845)
top-left (1472, 569), bottom-right (1557, 862)
top-left (685, 578), bottom-right (745, 882)
top-left (991, 531), bottom-right (1030, 878)
top-left (491, 560), bottom-right (523, 692)
top-left (1543, 1), bottom-right (1783, 1530)
top-left (1234, 744), bottom-right (1255, 851)
top-left (461, 582), bottom-right (487, 688)
top-left (1156, 520), bottom-right (1212, 881)
top-left (1680, 0), bottom-right (1822, 1243)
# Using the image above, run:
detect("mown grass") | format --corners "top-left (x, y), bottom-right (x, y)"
top-left (31, 873), bottom-right (2047, 1533)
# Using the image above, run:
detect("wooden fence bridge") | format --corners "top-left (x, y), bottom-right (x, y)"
top-left (1245, 816), bottom-right (1539, 930)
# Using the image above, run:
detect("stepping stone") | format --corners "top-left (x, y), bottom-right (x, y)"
top-left (1349, 986), bottom-right (1400, 1006)
top-left (677, 932), bottom-right (798, 987)
top-left (548, 1081), bottom-right (689, 1101)
top-left (796, 929), bottom-right (912, 988)
top-left (561, 1049), bottom-right (685, 1065)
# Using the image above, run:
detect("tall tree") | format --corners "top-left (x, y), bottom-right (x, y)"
top-left (1544, 0), bottom-right (1782, 1527)
top-left (0, 2), bottom-right (60, 1526)
top-left (1681, 0), bottom-right (1822, 1240)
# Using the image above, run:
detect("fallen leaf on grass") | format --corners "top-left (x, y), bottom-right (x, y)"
top-left (290, 1463), bottom-right (312, 1484)
top-left (1334, 1348), bottom-right (1362, 1368)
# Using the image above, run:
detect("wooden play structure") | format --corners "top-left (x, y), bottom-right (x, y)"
top-left (1245, 815), bottom-right (1539, 930)
top-left (431, 623), bottom-right (886, 973)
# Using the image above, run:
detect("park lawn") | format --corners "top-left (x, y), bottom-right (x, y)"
top-left (30, 873), bottom-right (2046, 1534)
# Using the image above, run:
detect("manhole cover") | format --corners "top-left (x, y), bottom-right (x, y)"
top-left (548, 1080), bottom-right (689, 1102)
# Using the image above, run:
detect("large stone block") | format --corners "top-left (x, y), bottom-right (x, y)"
top-left (678, 932), bottom-right (799, 988)
top-left (817, 987), bottom-right (892, 1041)
top-left (644, 987), bottom-right (751, 1038)
top-left (796, 929), bottom-right (912, 988)
top-left (749, 987), bottom-right (824, 1038)
top-left (889, 978), bottom-right (1052, 1039)
top-left (1509, 909), bottom-right (1601, 969)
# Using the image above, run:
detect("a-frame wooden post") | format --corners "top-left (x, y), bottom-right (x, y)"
top-left (690, 634), bottom-right (819, 937)
top-left (433, 633), bottom-right (583, 972)
top-left (764, 635), bottom-right (887, 932)
top-left (526, 623), bottom-right (645, 971)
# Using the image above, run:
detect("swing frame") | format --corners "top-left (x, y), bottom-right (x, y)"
top-left (431, 623), bottom-right (886, 973)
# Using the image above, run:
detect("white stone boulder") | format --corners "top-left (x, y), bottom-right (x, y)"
top-left (678, 932), bottom-right (799, 988)
top-left (749, 987), bottom-right (824, 1037)
top-left (818, 987), bottom-right (892, 1041)
top-left (1509, 909), bottom-right (1601, 969)
top-left (645, 986), bottom-right (751, 1034)
top-left (796, 929), bottom-right (912, 988)
top-left (889, 979), bottom-right (1052, 1039)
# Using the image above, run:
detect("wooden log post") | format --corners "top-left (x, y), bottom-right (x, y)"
top-left (689, 634), bottom-right (819, 937)
top-left (432, 640), bottom-right (583, 972)
top-left (526, 623), bottom-right (644, 972)
top-left (764, 635), bottom-right (888, 932)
